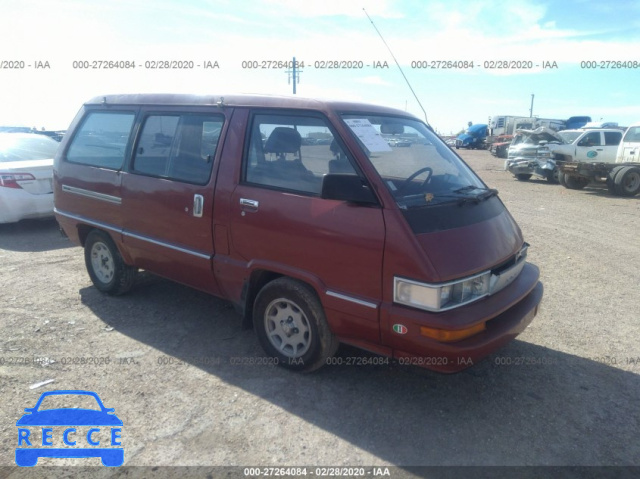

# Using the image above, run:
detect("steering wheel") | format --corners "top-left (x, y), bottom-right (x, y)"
top-left (397, 167), bottom-right (433, 195)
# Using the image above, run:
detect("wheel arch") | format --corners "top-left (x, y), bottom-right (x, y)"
top-left (240, 267), bottom-right (327, 330)
top-left (76, 224), bottom-right (134, 264)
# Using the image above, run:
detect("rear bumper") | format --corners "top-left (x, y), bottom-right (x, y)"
top-left (0, 191), bottom-right (53, 223)
top-left (388, 263), bottom-right (543, 373)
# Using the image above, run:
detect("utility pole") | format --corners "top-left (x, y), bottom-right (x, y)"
top-left (529, 94), bottom-right (535, 117)
top-left (286, 57), bottom-right (302, 94)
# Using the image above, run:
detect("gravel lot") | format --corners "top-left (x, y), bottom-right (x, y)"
top-left (1, 149), bottom-right (639, 476)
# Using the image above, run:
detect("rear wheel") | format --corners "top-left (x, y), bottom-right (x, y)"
top-left (515, 174), bottom-right (532, 181)
top-left (614, 166), bottom-right (640, 197)
top-left (253, 278), bottom-right (338, 372)
top-left (563, 174), bottom-right (589, 190)
top-left (607, 166), bottom-right (625, 194)
top-left (84, 230), bottom-right (137, 295)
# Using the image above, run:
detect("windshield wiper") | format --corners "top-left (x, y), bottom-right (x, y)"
top-left (398, 186), bottom-right (499, 209)
top-left (453, 185), bottom-right (499, 200)
top-left (476, 188), bottom-right (499, 200)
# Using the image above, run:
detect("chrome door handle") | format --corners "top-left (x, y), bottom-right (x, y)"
top-left (240, 198), bottom-right (259, 209)
top-left (193, 194), bottom-right (204, 217)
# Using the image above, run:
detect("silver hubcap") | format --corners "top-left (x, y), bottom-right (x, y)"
top-left (264, 298), bottom-right (311, 358)
top-left (91, 241), bottom-right (115, 284)
top-left (623, 172), bottom-right (640, 192)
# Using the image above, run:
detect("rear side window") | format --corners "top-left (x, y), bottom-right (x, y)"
top-left (66, 112), bottom-right (135, 169)
top-left (604, 132), bottom-right (622, 146)
top-left (244, 113), bottom-right (356, 195)
top-left (132, 114), bottom-right (223, 184)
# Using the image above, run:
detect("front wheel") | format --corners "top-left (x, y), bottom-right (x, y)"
top-left (546, 167), bottom-right (560, 184)
top-left (84, 230), bottom-right (137, 295)
top-left (253, 278), bottom-right (338, 372)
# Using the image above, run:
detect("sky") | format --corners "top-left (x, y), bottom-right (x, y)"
top-left (1, 0), bottom-right (639, 135)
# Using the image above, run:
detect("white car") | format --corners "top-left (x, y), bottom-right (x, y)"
top-left (0, 133), bottom-right (59, 223)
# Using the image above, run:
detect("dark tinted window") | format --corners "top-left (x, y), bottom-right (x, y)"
top-left (245, 113), bottom-right (356, 195)
top-left (604, 132), bottom-right (622, 146)
top-left (66, 112), bottom-right (135, 169)
top-left (132, 114), bottom-right (223, 184)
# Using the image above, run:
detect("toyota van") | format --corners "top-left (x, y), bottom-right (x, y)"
top-left (54, 94), bottom-right (542, 373)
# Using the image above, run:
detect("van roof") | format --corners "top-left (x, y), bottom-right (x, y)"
top-left (85, 93), bottom-right (414, 118)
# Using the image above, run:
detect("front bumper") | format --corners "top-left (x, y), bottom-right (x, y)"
top-left (386, 263), bottom-right (542, 373)
top-left (505, 159), bottom-right (536, 175)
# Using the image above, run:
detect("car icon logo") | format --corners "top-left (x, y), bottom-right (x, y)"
top-left (15, 390), bottom-right (123, 467)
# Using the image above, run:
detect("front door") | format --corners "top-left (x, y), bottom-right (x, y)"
top-left (120, 108), bottom-right (227, 294)
top-left (229, 111), bottom-right (385, 342)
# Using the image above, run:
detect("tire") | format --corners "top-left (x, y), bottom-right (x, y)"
top-left (614, 166), bottom-right (640, 197)
top-left (515, 174), bottom-right (532, 181)
top-left (558, 172), bottom-right (567, 187)
top-left (563, 174), bottom-right (589, 190)
top-left (607, 166), bottom-right (625, 194)
top-left (253, 277), bottom-right (338, 372)
top-left (546, 167), bottom-right (560, 184)
top-left (84, 230), bottom-right (137, 295)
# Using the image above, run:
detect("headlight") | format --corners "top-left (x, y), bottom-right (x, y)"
top-left (394, 271), bottom-right (491, 312)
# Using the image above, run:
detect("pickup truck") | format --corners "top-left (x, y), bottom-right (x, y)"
top-left (538, 128), bottom-right (639, 195)
top-left (543, 128), bottom-right (624, 164)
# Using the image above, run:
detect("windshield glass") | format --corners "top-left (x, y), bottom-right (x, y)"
top-left (342, 114), bottom-right (485, 208)
top-left (558, 131), bottom-right (582, 144)
top-left (0, 134), bottom-right (59, 162)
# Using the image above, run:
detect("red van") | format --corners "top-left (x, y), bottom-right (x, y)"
top-left (54, 94), bottom-right (542, 373)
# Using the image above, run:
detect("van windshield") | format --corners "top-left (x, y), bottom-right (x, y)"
top-left (341, 114), bottom-right (487, 208)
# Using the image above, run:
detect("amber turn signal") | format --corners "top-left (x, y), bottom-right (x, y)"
top-left (420, 322), bottom-right (486, 342)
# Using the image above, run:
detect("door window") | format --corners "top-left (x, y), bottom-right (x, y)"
top-left (244, 113), bottom-right (357, 195)
top-left (577, 132), bottom-right (601, 147)
top-left (133, 114), bottom-right (224, 184)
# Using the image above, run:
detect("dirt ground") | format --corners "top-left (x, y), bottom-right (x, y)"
top-left (1, 148), bottom-right (639, 477)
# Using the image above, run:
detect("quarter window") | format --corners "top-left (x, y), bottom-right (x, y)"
top-left (133, 114), bottom-right (223, 184)
top-left (66, 112), bottom-right (135, 169)
top-left (244, 113), bottom-right (356, 195)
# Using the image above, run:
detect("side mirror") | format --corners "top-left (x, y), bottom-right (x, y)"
top-left (321, 174), bottom-right (378, 205)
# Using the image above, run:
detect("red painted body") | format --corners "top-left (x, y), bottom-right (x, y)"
top-left (54, 94), bottom-right (542, 372)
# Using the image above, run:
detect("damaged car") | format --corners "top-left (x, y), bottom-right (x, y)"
top-left (505, 127), bottom-right (565, 183)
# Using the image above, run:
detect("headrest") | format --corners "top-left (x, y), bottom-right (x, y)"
top-left (264, 127), bottom-right (301, 153)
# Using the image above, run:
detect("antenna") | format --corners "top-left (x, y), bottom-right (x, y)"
top-left (363, 8), bottom-right (429, 124)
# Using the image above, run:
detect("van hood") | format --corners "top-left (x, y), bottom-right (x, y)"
top-left (412, 208), bottom-right (524, 280)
